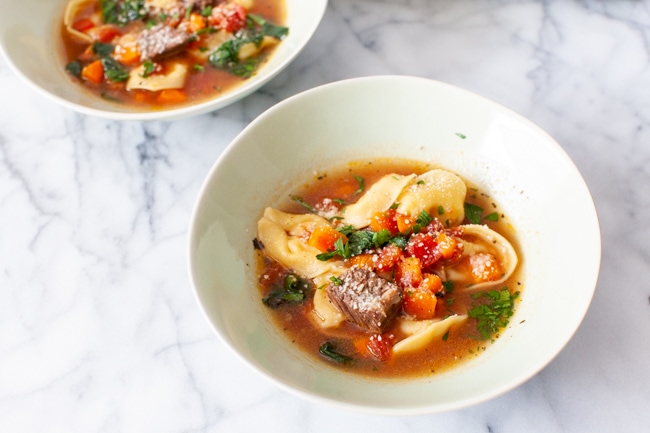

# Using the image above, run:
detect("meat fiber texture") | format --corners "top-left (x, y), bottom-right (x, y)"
top-left (327, 266), bottom-right (403, 332)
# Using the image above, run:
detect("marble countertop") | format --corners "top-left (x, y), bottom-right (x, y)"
top-left (1, 0), bottom-right (649, 431)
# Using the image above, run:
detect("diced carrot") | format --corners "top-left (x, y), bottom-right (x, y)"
top-left (81, 60), bottom-right (104, 84)
top-left (72, 18), bottom-right (95, 32)
top-left (348, 253), bottom-right (374, 270)
top-left (403, 288), bottom-right (438, 320)
top-left (395, 212), bottom-right (416, 234)
top-left (420, 273), bottom-right (443, 294)
top-left (132, 90), bottom-right (154, 103)
top-left (374, 243), bottom-right (402, 272)
top-left (436, 232), bottom-right (459, 260)
top-left (369, 209), bottom-right (398, 236)
top-left (395, 257), bottom-right (423, 288)
top-left (469, 253), bottom-right (502, 283)
top-left (307, 226), bottom-right (347, 253)
top-left (156, 89), bottom-right (188, 104)
top-left (188, 13), bottom-right (207, 33)
top-left (114, 44), bottom-right (141, 65)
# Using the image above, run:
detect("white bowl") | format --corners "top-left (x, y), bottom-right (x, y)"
top-left (0, 0), bottom-right (327, 121)
top-left (188, 76), bottom-right (601, 414)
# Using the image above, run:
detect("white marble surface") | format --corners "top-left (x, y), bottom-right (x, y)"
top-left (1, 0), bottom-right (649, 431)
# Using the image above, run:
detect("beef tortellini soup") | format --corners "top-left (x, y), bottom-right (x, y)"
top-left (60, 0), bottom-right (287, 108)
top-left (254, 159), bottom-right (523, 378)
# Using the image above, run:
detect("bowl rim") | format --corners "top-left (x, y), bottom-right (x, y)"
top-left (187, 75), bottom-right (602, 415)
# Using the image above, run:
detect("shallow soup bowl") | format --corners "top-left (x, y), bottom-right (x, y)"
top-left (188, 75), bottom-right (601, 414)
top-left (0, 0), bottom-right (327, 120)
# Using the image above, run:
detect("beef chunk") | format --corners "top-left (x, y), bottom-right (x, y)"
top-left (327, 266), bottom-right (403, 332)
top-left (137, 24), bottom-right (191, 60)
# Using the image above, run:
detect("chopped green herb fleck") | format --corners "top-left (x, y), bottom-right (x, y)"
top-left (353, 175), bottom-right (365, 195)
top-left (485, 212), bottom-right (499, 222)
top-left (290, 195), bottom-right (316, 213)
top-left (468, 288), bottom-right (519, 340)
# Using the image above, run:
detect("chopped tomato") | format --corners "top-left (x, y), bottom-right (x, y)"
top-left (403, 288), bottom-right (438, 320)
top-left (93, 25), bottom-right (121, 43)
top-left (369, 209), bottom-right (399, 236)
top-left (210, 2), bottom-right (247, 33)
top-left (406, 232), bottom-right (441, 268)
top-left (72, 18), bottom-right (95, 32)
top-left (354, 334), bottom-right (393, 361)
top-left (307, 226), bottom-right (347, 253)
top-left (81, 60), bottom-right (104, 84)
top-left (395, 256), bottom-right (423, 288)
top-left (374, 243), bottom-right (402, 272)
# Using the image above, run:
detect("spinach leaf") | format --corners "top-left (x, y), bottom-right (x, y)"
top-left (263, 274), bottom-right (311, 308)
top-left (101, 0), bottom-right (146, 26)
top-left (101, 57), bottom-right (129, 82)
top-left (319, 341), bottom-right (353, 364)
top-left (65, 60), bottom-right (82, 78)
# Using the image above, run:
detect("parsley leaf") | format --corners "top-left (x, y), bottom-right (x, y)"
top-left (464, 202), bottom-right (484, 224)
top-left (485, 212), bottom-right (499, 222)
top-left (353, 175), bottom-right (365, 195)
top-left (316, 237), bottom-right (350, 261)
top-left (468, 288), bottom-right (519, 340)
top-left (100, 0), bottom-right (146, 26)
top-left (290, 195), bottom-right (316, 213)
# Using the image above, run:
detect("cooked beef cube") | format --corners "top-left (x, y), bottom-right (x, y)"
top-left (137, 24), bottom-right (191, 60)
top-left (327, 266), bottom-right (403, 332)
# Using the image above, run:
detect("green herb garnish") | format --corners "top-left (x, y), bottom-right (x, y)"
top-left (353, 175), bottom-right (365, 195)
top-left (141, 60), bottom-right (155, 77)
top-left (65, 60), bottom-right (82, 78)
top-left (468, 288), bottom-right (519, 340)
top-left (319, 341), bottom-right (353, 364)
top-left (92, 42), bottom-right (114, 56)
top-left (485, 212), bottom-right (499, 222)
top-left (290, 195), bottom-right (316, 213)
top-left (316, 237), bottom-right (350, 261)
top-left (101, 57), bottom-right (129, 82)
top-left (262, 274), bottom-right (311, 307)
top-left (100, 0), bottom-right (146, 26)
top-left (464, 202), bottom-right (484, 224)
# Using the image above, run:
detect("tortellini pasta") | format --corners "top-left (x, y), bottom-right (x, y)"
top-left (257, 208), bottom-right (346, 279)
top-left (342, 174), bottom-right (415, 228)
top-left (396, 169), bottom-right (467, 226)
top-left (392, 315), bottom-right (468, 355)
top-left (126, 62), bottom-right (188, 91)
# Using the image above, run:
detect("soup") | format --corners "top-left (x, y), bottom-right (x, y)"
top-left (255, 159), bottom-right (523, 378)
top-left (60, 0), bottom-right (287, 109)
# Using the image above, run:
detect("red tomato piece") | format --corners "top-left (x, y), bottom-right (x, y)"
top-left (210, 2), bottom-right (247, 33)
top-left (355, 333), bottom-right (393, 361)
top-left (72, 18), bottom-right (95, 32)
top-left (374, 243), bottom-right (402, 272)
top-left (406, 232), bottom-right (441, 268)
top-left (369, 208), bottom-right (399, 236)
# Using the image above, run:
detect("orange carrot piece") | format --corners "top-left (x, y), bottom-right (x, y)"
top-left (395, 212), bottom-right (416, 234)
top-left (114, 44), bottom-right (140, 65)
top-left (307, 226), bottom-right (346, 253)
top-left (81, 60), bottom-right (104, 84)
top-left (420, 273), bottom-right (443, 294)
top-left (348, 253), bottom-right (375, 270)
top-left (402, 288), bottom-right (438, 320)
top-left (395, 257), bottom-right (423, 288)
top-left (156, 89), bottom-right (188, 104)
top-left (188, 13), bottom-right (207, 33)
